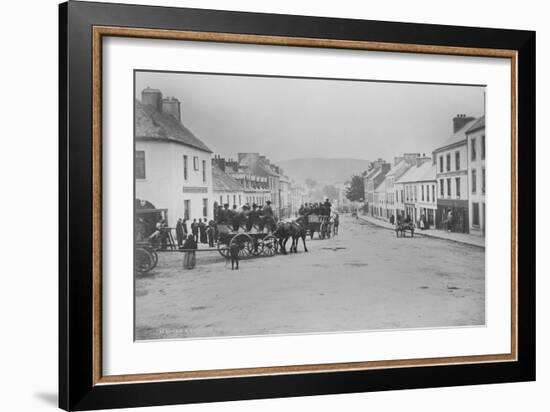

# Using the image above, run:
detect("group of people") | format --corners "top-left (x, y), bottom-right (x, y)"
top-left (175, 218), bottom-right (217, 249)
top-left (214, 200), bottom-right (275, 232)
top-left (298, 199), bottom-right (332, 217)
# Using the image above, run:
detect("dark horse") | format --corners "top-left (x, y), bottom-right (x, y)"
top-left (274, 217), bottom-right (308, 254)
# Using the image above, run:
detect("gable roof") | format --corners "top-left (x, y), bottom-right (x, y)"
top-left (135, 100), bottom-right (212, 153)
top-left (434, 118), bottom-right (478, 152)
top-left (397, 161), bottom-right (436, 184)
top-left (386, 159), bottom-right (414, 180)
top-left (212, 166), bottom-right (244, 193)
top-left (374, 177), bottom-right (387, 192)
top-left (466, 115), bottom-right (485, 134)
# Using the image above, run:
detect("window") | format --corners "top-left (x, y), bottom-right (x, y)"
top-left (447, 178), bottom-right (451, 197)
top-left (233, 195), bottom-right (236, 206)
top-left (472, 202), bottom-right (480, 226)
top-left (400, 190), bottom-right (404, 203)
top-left (135, 151), bottom-right (146, 179)
top-left (446, 154), bottom-right (451, 171)
top-left (193, 156), bottom-right (199, 171)
top-left (183, 155), bottom-right (188, 180)
top-left (202, 160), bottom-right (206, 182)
top-left (427, 185), bottom-right (430, 202)
top-left (455, 151), bottom-right (460, 170)
top-left (202, 198), bottom-right (208, 217)
top-left (421, 185), bottom-right (425, 201)
top-left (482, 168), bottom-right (486, 194)
top-left (440, 179), bottom-right (444, 196)
top-left (472, 169), bottom-right (477, 193)
top-left (481, 135), bottom-right (486, 160)
top-left (455, 177), bottom-right (461, 198)
top-left (432, 185), bottom-right (435, 202)
top-left (183, 200), bottom-right (190, 220)
top-left (439, 156), bottom-right (444, 173)
top-left (471, 138), bottom-right (477, 161)
top-left (414, 186), bottom-right (417, 202)
top-left (239, 195), bottom-right (242, 205)
top-left (219, 195), bottom-right (223, 204)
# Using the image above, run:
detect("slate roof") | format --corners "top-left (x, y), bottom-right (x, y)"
top-left (434, 118), bottom-right (478, 152)
top-left (386, 159), bottom-right (414, 180)
top-left (135, 100), bottom-right (212, 153)
top-left (466, 115), bottom-right (485, 133)
top-left (212, 166), bottom-right (244, 193)
top-left (397, 161), bottom-right (436, 183)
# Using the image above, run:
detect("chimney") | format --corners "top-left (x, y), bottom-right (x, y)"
top-left (416, 156), bottom-right (431, 167)
top-left (394, 156), bottom-right (404, 166)
top-left (162, 96), bottom-right (181, 122)
top-left (212, 155), bottom-right (226, 172)
top-left (453, 114), bottom-right (475, 133)
top-left (141, 87), bottom-right (163, 111)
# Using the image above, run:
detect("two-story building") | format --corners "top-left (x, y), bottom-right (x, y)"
top-left (364, 159), bottom-right (391, 216)
top-left (237, 153), bottom-right (281, 215)
top-left (396, 160), bottom-right (437, 227)
top-left (433, 114), bottom-right (478, 233)
top-left (135, 88), bottom-right (213, 230)
top-left (223, 157), bottom-right (271, 207)
top-left (211, 155), bottom-right (245, 210)
top-left (384, 153), bottom-right (424, 221)
top-left (466, 116), bottom-right (486, 234)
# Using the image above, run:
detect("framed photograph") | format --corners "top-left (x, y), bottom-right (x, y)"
top-left (59, 1), bottom-right (535, 410)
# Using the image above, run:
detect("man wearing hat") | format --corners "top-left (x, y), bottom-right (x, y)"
top-left (247, 203), bottom-right (259, 231)
top-left (263, 200), bottom-right (275, 231)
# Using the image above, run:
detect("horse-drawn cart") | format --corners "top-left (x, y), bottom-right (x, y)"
top-left (216, 225), bottom-right (279, 258)
top-left (304, 214), bottom-right (332, 239)
top-left (395, 221), bottom-right (415, 238)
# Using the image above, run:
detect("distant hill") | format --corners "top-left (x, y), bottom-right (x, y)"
top-left (276, 158), bottom-right (370, 185)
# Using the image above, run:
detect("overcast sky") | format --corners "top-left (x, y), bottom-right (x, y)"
top-left (136, 71), bottom-right (484, 162)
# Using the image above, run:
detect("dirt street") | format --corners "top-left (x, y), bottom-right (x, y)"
top-left (135, 215), bottom-right (485, 340)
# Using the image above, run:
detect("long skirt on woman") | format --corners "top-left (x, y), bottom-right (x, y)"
top-left (183, 251), bottom-right (196, 269)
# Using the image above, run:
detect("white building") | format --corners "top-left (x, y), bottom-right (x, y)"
top-left (373, 177), bottom-right (388, 219)
top-left (466, 116), bottom-right (486, 234)
top-left (384, 154), bottom-right (423, 220)
top-left (135, 88), bottom-right (213, 229)
top-left (397, 160), bottom-right (437, 227)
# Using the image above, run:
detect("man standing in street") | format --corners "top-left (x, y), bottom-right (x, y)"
top-left (191, 218), bottom-right (199, 243)
top-left (176, 218), bottom-right (185, 249)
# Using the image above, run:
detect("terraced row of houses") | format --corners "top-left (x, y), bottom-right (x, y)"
top-left (134, 87), bottom-right (306, 229)
top-left (364, 114), bottom-right (486, 235)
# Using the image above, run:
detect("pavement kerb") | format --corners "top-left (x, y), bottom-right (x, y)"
top-left (357, 215), bottom-right (485, 249)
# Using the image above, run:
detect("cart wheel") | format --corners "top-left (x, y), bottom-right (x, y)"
top-left (150, 249), bottom-right (158, 270)
top-left (135, 247), bottom-right (154, 273)
top-left (230, 233), bottom-right (253, 258)
top-left (261, 234), bottom-right (278, 256)
top-left (217, 242), bottom-right (229, 258)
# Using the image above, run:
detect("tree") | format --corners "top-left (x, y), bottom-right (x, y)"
top-left (345, 175), bottom-right (365, 202)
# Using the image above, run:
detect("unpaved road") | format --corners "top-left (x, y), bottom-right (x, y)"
top-left (135, 215), bottom-right (484, 340)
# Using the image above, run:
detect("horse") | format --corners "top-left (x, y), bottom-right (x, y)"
top-left (274, 217), bottom-right (308, 254)
top-left (273, 221), bottom-right (293, 254)
top-left (290, 216), bottom-right (308, 253)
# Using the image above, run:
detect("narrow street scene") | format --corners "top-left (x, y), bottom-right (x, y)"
top-left (136, 215), bottom-right (484, 340)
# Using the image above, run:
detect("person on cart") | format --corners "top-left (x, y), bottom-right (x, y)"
top-left (262, 200), bottom-right (275, 231)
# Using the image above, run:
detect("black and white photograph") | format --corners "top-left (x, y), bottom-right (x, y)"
top-left (134, 71), bottom-right (486, 340)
